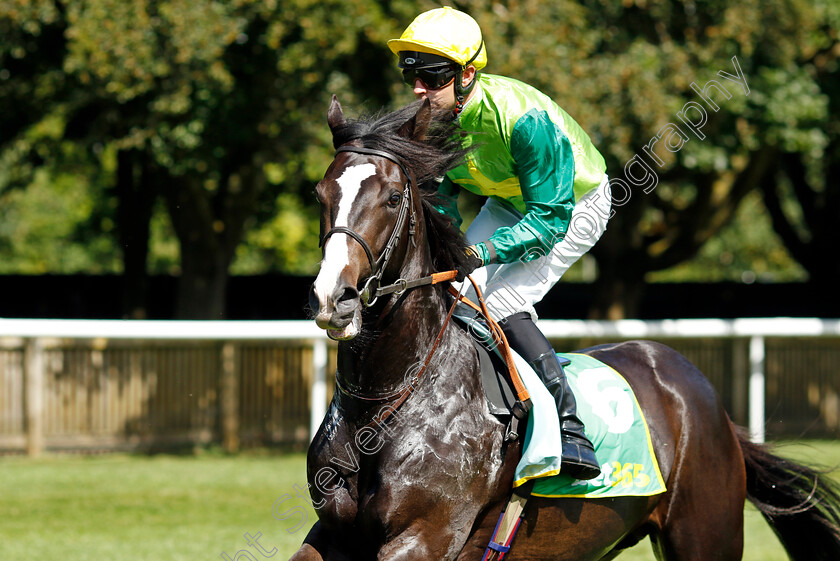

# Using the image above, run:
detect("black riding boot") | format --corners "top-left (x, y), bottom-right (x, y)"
top-left (500, 312), bottom-right (601, 481)
top-left (529, 351), bottom-right (601, 480)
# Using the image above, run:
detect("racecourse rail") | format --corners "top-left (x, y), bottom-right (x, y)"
top-left (1, 317), bottom-right (839, 455)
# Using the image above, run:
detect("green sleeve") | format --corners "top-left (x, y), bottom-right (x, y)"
top-left (430, 176), bottom-right (463, 229)
top-left (483, 109), bottom-right (575, 264)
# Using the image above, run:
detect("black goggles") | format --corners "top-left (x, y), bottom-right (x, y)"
top-left (401, 65), bottom-right (458, 90)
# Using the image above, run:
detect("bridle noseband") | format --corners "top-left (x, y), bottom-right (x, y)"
top-left (320, 145), bottom-right (417, 307)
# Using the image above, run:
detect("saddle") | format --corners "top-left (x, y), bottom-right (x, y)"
top-left (453, 319), bottom-right (518, 444)
top-left (445, 279), bottom-right (533, 440)
top-left (455, 316), bottom-right (569, 418)
top-left (454, 315), bottom-right (667, 561)
top-left (470, 332), bottom-right (517, 416)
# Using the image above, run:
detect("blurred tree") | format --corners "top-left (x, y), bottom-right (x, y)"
top-left (1, 0), bottom-right (398, 318)
top-left (0, 152), bottom-right (120, 274)
top-left (763, 151), bottom-right (839, 289)
top-left (449, 0), bottom-right (833, 318)
top-left (759, 0), bottom-right (840, 291)
top-left (647, 191), bottom-right (807, 283)
top-left (2, 0), bottom-right (837, 320)
top-left (0, 0), bottom-right (65, 145)
top-left (65, 0), bottom-right (402, 318)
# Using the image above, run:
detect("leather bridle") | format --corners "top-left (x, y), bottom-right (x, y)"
top-left (318, 143), bottom-right (533, 428)
top-left (319, 145), bottom-right (417, 308)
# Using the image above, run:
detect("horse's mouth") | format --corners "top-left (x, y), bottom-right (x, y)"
top-left (326, 313), bottom-right (361, 341)
top-left (314, 306), bottom-right (361, 341)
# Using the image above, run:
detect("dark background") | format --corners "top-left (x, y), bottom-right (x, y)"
top-left (1, 276), bottom-right (832, 320)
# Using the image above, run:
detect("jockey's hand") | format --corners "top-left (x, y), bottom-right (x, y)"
top-left (456, 245), bottom-right (484, 282)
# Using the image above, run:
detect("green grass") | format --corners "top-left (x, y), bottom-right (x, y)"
top-left (1, 441), bottom-right (838, 560)
top-left (619, 439), bottom-right (840, 561)
top-left (0, 449), bottom-right (317, 561)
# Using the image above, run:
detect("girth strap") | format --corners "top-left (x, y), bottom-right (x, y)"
top-left (482, 486), bottom-right (531, 561)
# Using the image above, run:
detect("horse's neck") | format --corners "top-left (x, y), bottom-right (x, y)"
top-left (337, 281), bottom-right (448, 393)
top-left (337, 229), bottom-right (454, 392)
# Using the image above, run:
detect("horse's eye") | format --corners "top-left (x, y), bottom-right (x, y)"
top-left (388, 192), bottom-right (401, 206)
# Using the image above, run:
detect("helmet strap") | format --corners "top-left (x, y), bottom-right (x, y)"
top-left (453, 39), bottom-right (484, 115)
top-left (454, 69), bottom-right (476, 115)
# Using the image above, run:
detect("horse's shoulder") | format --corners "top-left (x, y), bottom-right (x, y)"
top-left (439, 320), bottom-right (482, 367)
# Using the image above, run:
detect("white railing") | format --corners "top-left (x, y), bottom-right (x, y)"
top-left (539, 318), bottom-right (840, 443)
top-left (2, 317), bottom-right (839, 454)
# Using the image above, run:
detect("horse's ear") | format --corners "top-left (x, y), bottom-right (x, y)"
top-left (397, 98), bottom-right (432, 141)
top-left (327, 95), bottom-right (346, 132)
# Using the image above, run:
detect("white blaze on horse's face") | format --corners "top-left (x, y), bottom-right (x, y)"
top-left (313, 162), bottom-right (376, 340)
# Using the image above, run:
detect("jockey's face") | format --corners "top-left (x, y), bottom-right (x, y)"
top-left (411, 65), bottom-right (476, 111)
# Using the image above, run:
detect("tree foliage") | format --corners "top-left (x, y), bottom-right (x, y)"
top-left (446, 0), bottom-right (837, 317)
top-left (758, 0), bottom-right (840, 289)
top-left (1, 0), bottom-right (399, 318)
top-left (1, 0), bottom-right (837, 319)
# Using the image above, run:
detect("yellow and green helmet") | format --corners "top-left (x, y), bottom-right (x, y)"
top-left (387, 7), bottom-right (487, 70)
top-left (388, 7), bottom-right (486, 111)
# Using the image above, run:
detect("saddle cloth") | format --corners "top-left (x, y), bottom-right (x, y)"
top-left (528, 352), bottom-right (667, 498)
top-left (458, 315), bottom-right (667, 499)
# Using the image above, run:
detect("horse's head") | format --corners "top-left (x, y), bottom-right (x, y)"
top-left (309, 96), bottom-right (434, 341)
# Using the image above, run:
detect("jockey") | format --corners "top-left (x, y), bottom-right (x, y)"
top-left (388, 7), bottom-right (612, 480)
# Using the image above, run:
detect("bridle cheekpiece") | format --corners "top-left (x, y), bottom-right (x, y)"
top-left (319, 145), bottom-right (417, 307)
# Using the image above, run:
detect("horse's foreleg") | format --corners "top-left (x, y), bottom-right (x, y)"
top-left (288, 522), bottom-right (348, 561)
top-left (289, 544), bottom-right (324, 561)
top-left (375, 518), bottom-right (476, 561)
top-left (454, 502), bottom-right (505, 561)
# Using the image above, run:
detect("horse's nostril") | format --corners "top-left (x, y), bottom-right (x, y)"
top-left (337, 286), bottom-right (359, 306)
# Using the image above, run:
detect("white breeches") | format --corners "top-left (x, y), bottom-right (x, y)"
top-left (453, 174), bottom-right (612, 321)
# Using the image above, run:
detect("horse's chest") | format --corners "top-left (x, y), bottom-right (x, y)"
top-left (309, 402), bottom-right (501, 534)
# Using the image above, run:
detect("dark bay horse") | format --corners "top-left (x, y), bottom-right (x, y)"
top-left (296, 96), bottom-right (840, 561)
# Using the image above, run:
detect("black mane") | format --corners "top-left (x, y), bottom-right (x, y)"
top-left (330, 100), bottom-right (475, 274)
